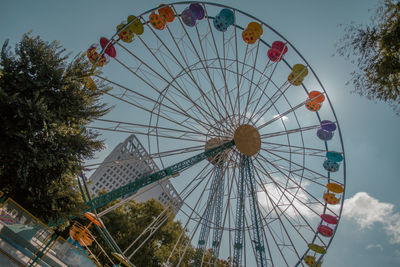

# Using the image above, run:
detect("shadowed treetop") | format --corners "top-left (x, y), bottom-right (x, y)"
top-left (0, 33), bottom-right (110, 225)
top-left (336, 0), bottom-right (400, 114)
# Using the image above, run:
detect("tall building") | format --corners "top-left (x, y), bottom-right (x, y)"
top-left (88, 134), bottom-right (182, 213)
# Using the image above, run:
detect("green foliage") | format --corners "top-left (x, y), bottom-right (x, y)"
top-left (86, 198), bottom-right (229, 267)
top-left (0, 33), bottom-right (109, 225)
top-left (336, 0), bottom-right (400, 113)
top-left (89, 198), bottom-right (193, 266)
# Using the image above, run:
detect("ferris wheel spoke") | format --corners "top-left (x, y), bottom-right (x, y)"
top-left (165, 163), bottom-right (216, 264)
top-left (253, 157), bottom-right (318, 222)
top-left (143, 25), bottom-right (227, 129)
top-left (258, 206), bottom-right (291, 267)
top-left (246, 64), bottom-right (282, 119)
top-left (252, 164), bottom-right (327, 253)
top-left (245, 66), bottom-right (281, 123)
top-left (87, 124), bottom-right (205, 143)
top-left (264, 149), bottom-right (343, 186)
top-left (246, 54), bottom-right (283, 125)
top-left (232, 43), bottom-right (249, 122)
top-left (243, 157), bottom-right (269, 266)
top-left (203, 5), bottom-right (236, 117)
top-left (239, 44), bottom-right (258, 78)
top-left (244, 204), bottom-right (274, 266)
top-left (194, 34), bottom-right (238, 129)
top-left (252, 65), bottom-right (312, 127)
top-left (242, 213), bottom-right (259, 266)
top-left (95, 74), bottom-right (160, 108)
top-left (194, 164), bottom-right (225, 266)
top-left (231, 13), bottom-right (242, 123)
top-left (99, 63), bottom-right (219, 136)
top-left (176, 166), bottom-right (223, 266)
top-left (257, 211), bottom-right (287, 267)
top-left (176, 163), bottom-right (215, 203)
top-left (83, 4), bottom-right (345, 266)
top-left (225, 152), bottom-right (244, 266)
top-left (193, 24), bottom-right (234, 126)
top-left (260, 124), bottom-right (321, 139)
top-left (251, 63), bottom-right (310, 126)
top-left (255, 154), bottom-right (339, 220)
top-left (84, 145), bottom-right (205, 171)
top-left (261, 147), bottom-right (325, 158)
top-left (162, 76), bottom-right (226, 134)
top-left (242, 58), bottom-right (273, 125)
top-left (202, 60), bottom-right (285, 128)
top-left (170, 7), bottom-right (236, 127)
top-left (257, 99), bottom-right (308, 131)
top-left (261, 141), bottom-right (328, 158)
top-left (168, 166), bottom-right (217, 265)
top-left (114, 43), bottom-right (223, 132)
top-left (149, 146), bottom-right (206, 159)
top-left (240, 40), bottom-right (262, 125)
top-left (99, 86), bottom-right (210, 138)
top-left (256, 152), bottom-right (326, 197)
top-left (257, 152), bottom-right (344, 197)
top-left (251, 81), bottom-right (291, 127)
top-left (251, 170), bottom-right (303, 266)
top-left (215, 156), bottom-right (236, 261)
top-left (192, 61), bottom-right (280, 114)
top-left (125, 208), bottom-right (170, 259)
top-left (93, 118), bottom-right (205, 138)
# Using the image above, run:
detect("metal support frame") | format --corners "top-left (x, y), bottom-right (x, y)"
top-left (233, 155), bottom-right (246, 267)
top-left (244, 156), bottom-right (267, 267)
top-left (78, 172), bottom-right (133, 266)
top-left (211, 163), bottom-right (225, 261)
top-left (86, 140), bottom-right (234, 210)
top-left (194, 163), bottom-right (224, 266)
top-left (28, 234), bottom-right (57, 267)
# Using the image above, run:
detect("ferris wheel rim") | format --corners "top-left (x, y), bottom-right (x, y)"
top-left (82, 2), bottom-right (347, 266)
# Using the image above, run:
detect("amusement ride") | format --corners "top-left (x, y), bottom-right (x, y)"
top-left (72, 2), bottom-right (346, 266)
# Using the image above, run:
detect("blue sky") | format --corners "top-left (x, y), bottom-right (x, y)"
top-left (1, 0), bottom-right (400, 266)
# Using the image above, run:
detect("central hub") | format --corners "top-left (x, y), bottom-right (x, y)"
top-left (234, 124), bottom-right (261, 156)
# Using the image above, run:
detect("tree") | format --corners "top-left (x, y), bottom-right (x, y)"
top-left (84, 197), bottom-right (229, 267)
top-left (336, 0), bottom-right (400, 114)
top-left (0, 33), bottom-right (109, 225)
top-left (85, 199), bottom-right (193, 266)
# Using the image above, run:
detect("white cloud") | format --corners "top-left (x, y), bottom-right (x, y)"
top-left (342, 192), bottom-right (400, 244)
top-left (342, 192), bottom-right (392, 228)
top-left (273, 114), bottom-right (289, 121)
top-left (365, 243), bottom-right (383, 251)
top-left (258, 182), bottom-right (322, 219)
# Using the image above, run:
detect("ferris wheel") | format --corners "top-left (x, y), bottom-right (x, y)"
top-left (80, 2), bottom-right (346, 266)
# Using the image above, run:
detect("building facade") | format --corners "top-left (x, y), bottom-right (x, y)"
top-left (88, 134), bottom-right (182, 213)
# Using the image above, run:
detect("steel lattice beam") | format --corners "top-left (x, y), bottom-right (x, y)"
top-left (245, 156), bottom-right (268, 267)
top-left (211, 163), bottom-right (225, 260)
top-left (233, 155), bottom-right (246, 267)
top-left (86, 140), bottom-right (234, 211)
top-left (194, 164), bottom-right (223, 266)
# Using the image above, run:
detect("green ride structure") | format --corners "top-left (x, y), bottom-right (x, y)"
top-left (75, 1), bottom-right (347, 267)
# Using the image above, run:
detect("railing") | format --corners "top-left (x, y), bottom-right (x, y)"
top-left (0, 193), bottom-right (97, 267)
